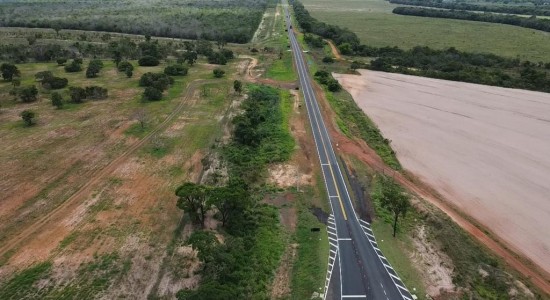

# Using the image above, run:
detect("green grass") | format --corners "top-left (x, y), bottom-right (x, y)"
top-left (290, 191), bottom-right (329, 299)
top-left (301, 0), bottom-right (550, 62)
top-left (266, 51), bottom-right (298, 82)
top-left (0, 262), bottom-right (52, 299)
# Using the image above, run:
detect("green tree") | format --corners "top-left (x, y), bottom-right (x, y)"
top-left (233, 80), bottom-right (242, 94)
top-left (143, 86), bottom-right (162, 101)
top-left (175, 182), bottom-right (211, 227)
top-left (213, 68), bottom-right (225, 78)
top-left (125, 69), bottom-right (133, 78)
top-left (182, 51), bottom-right (198, 66)
top-left (20, 110), bottom-right (36, 126)
top-left (19, 85), bottom-right (38, 103)
top-left (1, 63), bottom-right (20, 81)
top-left (51, 92), bottom-right (63, 109)
top-left (187, 231), bottom-right (219, 263)
top-left (86, 59), bottom-right (103, 78)
top-left (375, 176), bottom-right (411, 237)
top-left (208, 182), bottom-right (251, 227)
top-left (350, 61), bottom-right (361, 71)
top-left (322, 56), bottom-right (334, 63)
top-left (56, 58), bottom-right (67, 65)
top-left (69, 86), bottom-right (86, 103)
top-left (138, 55), bottom-right (160, 66)
top-left (164, 65), bottom-right (188, 76)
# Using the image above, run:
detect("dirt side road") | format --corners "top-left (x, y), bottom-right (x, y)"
top-left (330, 70), bottom-right (550, 294)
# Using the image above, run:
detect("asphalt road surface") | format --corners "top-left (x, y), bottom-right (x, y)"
top-left (282, 2), bottom-right (414, 299)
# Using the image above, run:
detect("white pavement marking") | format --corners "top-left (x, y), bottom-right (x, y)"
top-left (342, 295), bottom-right (367, 298)
top-left (383, 263), bottom-right (394, 270)
top-left (328, 236), bottom-right (337, 242)
top-left (329, 195), bottom-right (339, 198)
top-left (338, 238), bottom-right (352, 241)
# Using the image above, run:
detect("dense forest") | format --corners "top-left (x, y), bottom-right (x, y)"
top-left (290, 0), bottom-right (550, 92)
top-left (392, 6), bottom-right (550, 32)
top-left (0, 0), bottom-right (275, 43)
top-left (388, 0), bottom-right (550, 16)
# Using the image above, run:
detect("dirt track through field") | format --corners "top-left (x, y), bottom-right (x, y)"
top-left (0, 79), bottom-right (218, 259)
top-left (331, 70), bottom-right (550, 293)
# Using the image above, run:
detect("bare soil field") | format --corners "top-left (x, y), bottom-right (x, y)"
top-left (334, 70), bottom-right (550, 276)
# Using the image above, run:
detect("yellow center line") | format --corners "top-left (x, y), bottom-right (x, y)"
top-left (298, 52), bottom-right (348, 221)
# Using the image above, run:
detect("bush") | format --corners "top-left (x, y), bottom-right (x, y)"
top-left (51, 92), bottom-right (63, 109)
top-left (20, 110), bottom-right (36, 126)
top-left (143, 86), bottom-right (163, 101)
top-left (207, 52), bottom-right (228, 65)
top-left (117, 61), bottom-right (134, 73)
top-left (139, 72), bottom-right (173, 91)
top-left (85, 86), bottom-right (108, 100)
top-left (56, 58), bottom-right (67, 65)
top-left (327, 79), bottom-right (341, 92)
top-left (138, 55), bottom-right (160, 66)
top-left (164, 64), bottom-right (189, 76)
top-left (19, 85), bottom-right (38, 103)
top-left (69, 86), bottom-right (86, 103)
top-left (213, 68), bottom-right (225, 78)
top-left (64, 60), bottom-right (82, 72)
top-left (85, 59), bottom-right (103, 78)
top-left (322, 56), bottom-right (334, 63)
top-left (46, 77), bottom-right (68, 89)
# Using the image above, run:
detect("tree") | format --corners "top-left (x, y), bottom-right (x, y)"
top-left (69, 86), bottom-right (86, 103)
top-left (182, 51), bottom-right (198, 65)
top-left (20, 110), bottom-right (36, 126)
top-left (327, 79), bottom-right (341, 92)
top-left (64, 60), bottom-right (82, 72)
top-left (374, 176), bottom-right (411, 237)
top-left (175, 182), bottom-right (211, 227)
top-left (233, 80), bottom-right (242, 94)
top-left (117, 61), bottom-right (134, 73)
top-left (208, 181), bottom-right (251, 227)
top-left (51, 92), bottom-right (63, 109)
top-left (187, 231), bottom-right (219, 263)
top-left (52, 23), bottom-right (62, 36)
top-left (35, 71), bottom-right (53, 82)
top-left (125, 69), bottom-right (133, 78)
top-left (19, 85), bottom-right (38, 103)
top-left (26, 35), bottom-right (37, 46)
top-left (85, 59), bottom-right (103, 78)
top-left (1, 63), bottom-right (20, 81)
top-left (164, 64), bottom-right (189, 76)
top-left (138, 55), bottom-right (160, 66)
top-left (350, 61), bottom-right (361, 71)
top-left (143, 87), bottom-right (163, 101)
top-left (56, 58), bottom-right (67, 65)
top-left (213, 68), bottom-right (225, 78)
top-left (131, 108), bottom-right (147, 129)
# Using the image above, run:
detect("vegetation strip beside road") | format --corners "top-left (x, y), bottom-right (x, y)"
top-left (389, 0), bottom-right (550, 16)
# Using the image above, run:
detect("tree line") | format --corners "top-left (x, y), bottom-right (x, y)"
top-left (388, 0), bottom-right (550, 16)
top-left (290, 0), bottom-right (550, 93)
top-left (174, 85), bottom-right (293, 299)
top-left (392, 6), bottom-right (550, 33)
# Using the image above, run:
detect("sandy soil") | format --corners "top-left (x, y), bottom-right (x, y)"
top-left (334, 70), bottom-right (550, 276)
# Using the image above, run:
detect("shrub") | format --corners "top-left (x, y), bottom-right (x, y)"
top-left (56, 58), bottom-right (67, 65)
top-left (86, 59), bottom-right (103, 78)
top-left (69, 86), bottom-right (87, 103)
top-left (139, 72), bottom-right (173, 91)
top-left (327, 79), bottom-right (341, 92)
top-left (143, 86), bottom-right (163, 101)
top-left (138, 55), bottom-right (160, 66)
top-left (322, 56), bottom-right (334, 63)
top-left (51, 92), bottom-right (63, 109)
top-left (20, 110), bottom-right (36, 126)
top-left (19, 85), bottom-right (38, 103)
top-left (85, 86), bottom-right (108, 100)
top-left (207, 52), bottom-right (227, 65)
top-left (117, 61), bottom-right (134, 72)
top-left (213, 68), bottom-right (225, 78)
top-left (64, 60), bottom-right (82, 72)
top-left (46, 77), bottom-right (68, 89)
top-left (164, 64), bottom-right (189, 76)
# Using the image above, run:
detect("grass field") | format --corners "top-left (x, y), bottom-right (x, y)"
top-left (301, 0), bottom-right (550, 62)
top-left (0, 56), bottom-right (243, 298)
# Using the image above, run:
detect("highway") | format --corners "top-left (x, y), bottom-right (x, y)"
top-left (282, 1), bottom-right (414, 299)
